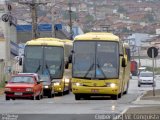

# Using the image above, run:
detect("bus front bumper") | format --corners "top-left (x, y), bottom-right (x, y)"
top-left (72, 86), bottom-right (119, 95)
top-left (54, 85), bottom-right (63, 93)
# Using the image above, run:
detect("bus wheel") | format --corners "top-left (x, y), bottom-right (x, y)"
top-left (118, 93), bottom-right (122, 98)
top-left (59, 92), bottom-right (63, 96)
top-left (124, 82), bottom-right (129, 95)
top-left (75, 94), bottom-right (81, 100)
top-left (111, 95), bottom-right (118, 100)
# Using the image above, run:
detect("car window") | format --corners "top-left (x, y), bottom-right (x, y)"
top-left (10, 76), bottom-right (35, 84)
top-left (140, 72), bottom-right (153, 77)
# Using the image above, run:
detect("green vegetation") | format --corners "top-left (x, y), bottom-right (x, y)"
top-left (145, 66), bottom-right (160, 74)
top-left (0, 80), bottom-right (5, 88)
top-left (0, 76), bottom-right (6, 88)
top-left (85, 14), bottom-right (94, 23)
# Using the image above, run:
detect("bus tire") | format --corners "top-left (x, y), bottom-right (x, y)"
top-left (124, 82), bottom-right (129, 95)
top-left (59, 92), bottom-right (63, 96)
top-left (75, 94), bottom-right (81, 100)
top-left (118, 93), bottom-right (122, 98)
top-left (66, 90), bottom-right (70, 94)
top-left (111, 95), bottom-right (118, 100)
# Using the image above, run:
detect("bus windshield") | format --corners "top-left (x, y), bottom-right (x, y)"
top-left (24, 46), bottom-right (64, 79)
top-left (73, 41), bottom-right (119, 79)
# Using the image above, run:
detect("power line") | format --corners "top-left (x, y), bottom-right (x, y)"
top-left (18, 0), bottom-right (48, 39)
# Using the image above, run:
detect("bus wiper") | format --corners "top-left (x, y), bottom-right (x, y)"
top-left (84, 63), bottom-right (94, 78)
top-left (96, 60), bottom-right (107, 79)
top-left (35, 64), bottom-right (41, 73)
top-left (45, 64), bottom-right (52, 79)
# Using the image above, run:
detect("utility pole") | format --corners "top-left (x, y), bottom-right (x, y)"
top-left (18, 0), bottom-right (47, 39)
top-left (51, 0), bottom-right (56, 37)
top-left (68, 0), bottom-right (72, 40)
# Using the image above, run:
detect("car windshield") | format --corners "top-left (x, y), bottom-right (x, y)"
top-left (72, 41), bottom-right (119, 79)
top-left (40, 75), bottom-right (50, 82)
top-left (10, 76), bottom-right (34, 84)
top-left (140, 72), bottom-right (153, 77)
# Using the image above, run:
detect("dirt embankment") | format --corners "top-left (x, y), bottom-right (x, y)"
top-left (141, 89), bottom-right (160, 100)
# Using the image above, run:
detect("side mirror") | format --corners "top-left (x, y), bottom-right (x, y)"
top-left (19, 57), bottom-right (22, 66)
top-left (51, 80), bottom-right (55, 83)
top-left (39, 79), bottom-right (44, 82)
top-left (69, 55), bottom-right (72, 63)
top-left (37, 81), bottom-right (40, 84)
top-left (122, 57), bottom-right (127, 67)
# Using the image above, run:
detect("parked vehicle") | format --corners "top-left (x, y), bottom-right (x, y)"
top-left (4, 73), bottom-right (43, 100)
top-left (138, 71), bottom-right (155, 87)
top-left (130, 60), bottom-right (138, 76)
top-left (40, 75), bottom-right (54, 98)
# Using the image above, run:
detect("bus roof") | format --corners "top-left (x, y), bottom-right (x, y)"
top-left (26, 38), bottom-right (64, 47)
top-left (74, 32), bottom-right (119, 41)
top-left (60, 39), bottom-right (73, 45)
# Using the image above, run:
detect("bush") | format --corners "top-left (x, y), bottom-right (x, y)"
top-left (0, 75), bottom-right (6, 88)
top-left (145, 66), bottom-right (160, 74)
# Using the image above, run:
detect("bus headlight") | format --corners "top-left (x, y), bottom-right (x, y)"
top-left (106, 83), bottom-right (117, 88)
top-left (54, 82), bottom-right (60, 86)
top-left (65, 78), bottom-right (70, 83)
top-left (73, 83), bottom-right (83, 86)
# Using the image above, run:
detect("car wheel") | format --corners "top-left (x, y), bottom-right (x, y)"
top-left (41, 91), bottom-right (43, 99)
top-left (12, 98), bottom-right (15, 100)
top-left (48, 90), bottom-right (52, 98)
top-left (36, 94), bottom-right (41, 100)
top-left (152, 82), bottom-right (156, 87)
top-left (75, 94), bottom-right (81, 100)
top-left (138, 83), bottom-right (141, 87)
top-left (5, 96), bottom-right (10, 101)
top-left (31, 95), bottom-right (36, 100)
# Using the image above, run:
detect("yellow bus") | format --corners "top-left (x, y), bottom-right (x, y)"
top-left (71, 32), bottom-right (130, 100)
top-left (22, 38), bottom-right (72, 96)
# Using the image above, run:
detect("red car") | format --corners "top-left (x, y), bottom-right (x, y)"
top-left (4, 73), bottom-right (43, 100)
